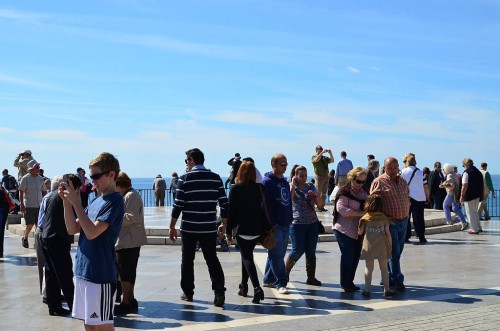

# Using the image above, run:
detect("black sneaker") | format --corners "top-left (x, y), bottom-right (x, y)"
top-left (213, 292), bottom-right (225, 307)
top-left (181, 293), bottom-right (193, 302)
top-left (22, 237), bottom-right (28, 248)
top-left (49, 307), bottom-right (71, 316)
top-left (114, 303), bottom-right (132, 316)
top-left (395, 283), bottom-right (406, 291)
top-left (130, 298), bottom-right (139, 310)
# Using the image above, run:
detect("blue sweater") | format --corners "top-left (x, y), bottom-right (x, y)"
top-left (172, 166), bottom-right (229, 234)
top-left (261, 171), bottom-right (292, 226)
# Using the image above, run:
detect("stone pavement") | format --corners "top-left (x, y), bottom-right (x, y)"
top-left (1, 220), bottom-right (499, 330)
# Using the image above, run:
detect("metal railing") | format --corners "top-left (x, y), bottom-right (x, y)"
top-left (136, 188), bottom-right (231, 207)
top-left (136, 188), bottom-right (500, 217)
top-left (136, 188), bottom-right (175, 207)
top-left (485, 190), bottom-right (499, 218)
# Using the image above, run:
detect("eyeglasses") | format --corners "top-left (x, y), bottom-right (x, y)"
top-left (354, 179), bottom-right (365, 184)
top-left (90, 171), bottom-right (110, 180)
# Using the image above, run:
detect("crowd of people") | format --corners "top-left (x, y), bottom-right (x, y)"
top-left (0, 147), bottom-right (496, 330)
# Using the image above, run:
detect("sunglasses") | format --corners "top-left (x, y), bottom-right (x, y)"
top-left (90, 171), bottom-right (110, 180)
top-left (280, 162), bottom-right (288, 167)
top-left (354, 179), bottom-right (365, 184)
top-left (185, 158), bottom-right (191, 164)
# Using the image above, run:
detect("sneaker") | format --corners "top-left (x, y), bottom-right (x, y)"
top-left (22, 237), bottom-right (28, 248)
top-left (49, 307), bottom-right (71, 316)
top-left (114, 303), bottom-right (132, 316)
top-left (130, 298), bottom-right (139, 310)
top-left (384, 290), bottom-right (395, 299)
top-left (262, 282), bottom-right (275, 288)
top-left (277, 287), bottom-right (289, 294)
top-left (180, 293), bottom-right (193, 302)
top-left (468, 230), bottom-right (479, 235)
top-left (460, 222), bottom-right (469, 231)
top-left (213, 292), bottom-right (225, 307)
top-left (395, 283), bottom-right (406, 291)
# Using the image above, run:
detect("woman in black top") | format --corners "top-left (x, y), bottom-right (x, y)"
top-left (227, 161), bottom-right (267, 304)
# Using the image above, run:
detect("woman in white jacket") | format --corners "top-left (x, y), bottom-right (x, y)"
top-left (114, 171), bottom-right (147, 315)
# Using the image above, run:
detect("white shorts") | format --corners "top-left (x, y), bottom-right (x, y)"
top-left (72, 278), bottom-right (116, 325)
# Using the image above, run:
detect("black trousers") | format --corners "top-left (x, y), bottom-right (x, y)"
top-left (181, 232), bottom-right (225, 296)
top-left (407, 198), bottom-right (426, 240)
top-left (236, 236), bottom-right (260, 288)
top-left (42, 237), bottom-right (74, 310)
top-left (0, 207), bottom-right (8, 255)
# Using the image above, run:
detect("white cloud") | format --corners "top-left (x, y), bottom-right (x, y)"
top-left (347, 66), bottom-right (360, 73)
top-left (0, 72), bottom-right (64, 91)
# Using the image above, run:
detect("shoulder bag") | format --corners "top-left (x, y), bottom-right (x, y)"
top-left (258, 185), bottom-right (276, 250)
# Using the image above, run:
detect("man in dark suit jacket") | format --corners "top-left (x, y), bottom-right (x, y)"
top-left (428, 162), bottom-right (446, 210)
top-left (42, 174), bottom-right (81, 316)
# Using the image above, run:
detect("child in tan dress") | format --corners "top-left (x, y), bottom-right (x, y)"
top-left (358, 194), bottom-right (395, 298)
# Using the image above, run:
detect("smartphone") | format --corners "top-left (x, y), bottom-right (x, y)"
top-left (63, 174), bottom-right (69, 185)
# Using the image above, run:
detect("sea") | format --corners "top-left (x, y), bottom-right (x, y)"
top-left (131, 175), bottom-right (500, 191)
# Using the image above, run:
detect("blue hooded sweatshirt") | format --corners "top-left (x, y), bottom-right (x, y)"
top-left (261, 171), bottom-right (292, 226)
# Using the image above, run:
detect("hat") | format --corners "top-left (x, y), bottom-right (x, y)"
top-left (27, 159), bottom-right (40, 170)
top-left (21, 150), bottom-right (32, 155)
top-left (76, 167), bottom-right (84, 172)
top-left (156, 174), bottom-right (162, 178)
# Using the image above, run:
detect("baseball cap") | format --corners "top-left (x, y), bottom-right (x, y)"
top-left (27, 159), bottom-right (40, 170)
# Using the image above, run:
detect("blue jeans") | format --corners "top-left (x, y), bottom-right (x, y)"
top-left (443, 194), bottom-right (466, 223)
top-left (388, 219), bottom-right (407, 285)
top-left (288, 222), bottom-right (319, 261)
top-left (334, 230), bottom-right (361, 289)
top-left (263, 224), bottom-right (290, 288)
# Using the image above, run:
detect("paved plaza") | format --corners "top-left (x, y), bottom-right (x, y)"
top-left (1, 218), bottom-right (499, 330)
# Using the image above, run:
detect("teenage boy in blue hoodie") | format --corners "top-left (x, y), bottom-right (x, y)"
top-left (261, 153), bottom-right (293, 294)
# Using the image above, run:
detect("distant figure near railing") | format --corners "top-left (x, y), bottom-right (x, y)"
top-left (136, 188), bottom-right (232, 207)
top-left (134, 188), bottom-right (500, 217)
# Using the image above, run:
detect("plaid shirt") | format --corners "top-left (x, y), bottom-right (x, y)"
top-left (370, 173), bottom-right (410, 221)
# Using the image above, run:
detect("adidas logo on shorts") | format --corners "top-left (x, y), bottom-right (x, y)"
top-left (90, 312), bottom-right (99, 318)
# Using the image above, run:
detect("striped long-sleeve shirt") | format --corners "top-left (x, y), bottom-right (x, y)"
top-left (171, 166), bottom-right (229, 234)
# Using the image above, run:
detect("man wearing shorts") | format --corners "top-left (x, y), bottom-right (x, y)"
top-left (19, 159), bottom-right (47, 248)
top-left (59, 152), bottom-right (124, 330)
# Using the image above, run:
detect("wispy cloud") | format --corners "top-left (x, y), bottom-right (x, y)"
top-left (346, 66), bottom-right (360, 74)
top-left (0, 8), bottom-right (48, 23)
top-left (0, 72), bottom-right (66, 91)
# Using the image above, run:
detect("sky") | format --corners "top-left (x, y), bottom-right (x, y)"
top-left (1, 0), bottom-right (499, 179)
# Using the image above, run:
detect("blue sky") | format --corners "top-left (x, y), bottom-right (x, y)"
top-left (1, 0), bottom-right (499, 178)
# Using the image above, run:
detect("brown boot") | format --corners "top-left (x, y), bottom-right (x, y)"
top-left (306, 259), bottom-right (322, 286)
top-left (285, 257), bottom-right (296, 283)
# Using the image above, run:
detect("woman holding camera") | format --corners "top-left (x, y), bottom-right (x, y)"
top-left (285, 165), bottom-right (322, 286)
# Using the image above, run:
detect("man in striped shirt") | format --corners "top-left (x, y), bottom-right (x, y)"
top-left (169, 148), bottom-right (229, 307)
top-left (370, 157), bottom-right (410, 292)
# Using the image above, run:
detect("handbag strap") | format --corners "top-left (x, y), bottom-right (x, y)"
top-left (407, 167), bottom-right (418, 186)
top-left (259, 185), bottom-right (273, 226)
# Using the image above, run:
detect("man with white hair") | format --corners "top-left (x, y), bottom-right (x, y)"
top-left (19, 159), bottom-right (47, 248)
